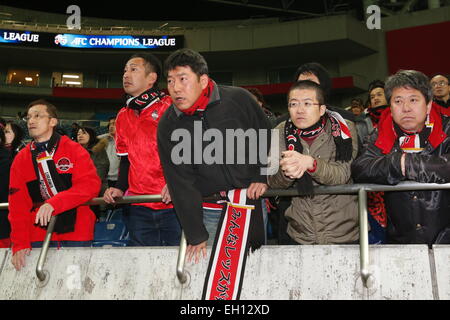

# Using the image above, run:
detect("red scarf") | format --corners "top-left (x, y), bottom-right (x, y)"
top-left (375, 107), bottom-right (447, 154)
top-left (433, 100), bottom-right (450, 117)
top-left (368, 104), bottom-right (389, 125)
top-left (180, 78), bottom-right (215, 116)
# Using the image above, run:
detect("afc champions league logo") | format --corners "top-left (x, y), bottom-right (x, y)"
top-left (56, 157), bottom-right (73, 171)
top-left (54, 34), bottom-right (68, 46)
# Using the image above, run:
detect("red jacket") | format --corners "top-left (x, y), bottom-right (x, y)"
top-left (115, 95), bottom-right (173, 210)
top-left (8, 135), bottom-right (100, 254)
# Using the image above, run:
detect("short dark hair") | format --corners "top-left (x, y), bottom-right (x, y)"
top-left (107, 116), bottom-right (116, 129)
top-left (384, 70), bottom-right (433, 104)
top-left (129, 53), bottom-right (162, 81)
top-left (351, 98), bottom-right (363, 105)
top-left (77, 126), bottom-right (99, 150)
top-left (164, 49), bottom-right (208, 78)
top-left (288, 80), bottom-right (326, 106)
top-left (26, 99), bottom-right (58, 119)
top-left (368, 80), bottom-right (385, 95)
top-left (293, 62), bottom-right (332, 97)
top-left (247, 87), bottom-right (266, 104)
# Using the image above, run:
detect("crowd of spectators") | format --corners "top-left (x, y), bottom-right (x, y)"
top-left (1, 52), bottom-right (449, 267)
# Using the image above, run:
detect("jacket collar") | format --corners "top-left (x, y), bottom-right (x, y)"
top-left (375, 106), bottom-right (447, 154)
top-left (173, 81), bottom-right (221, 118)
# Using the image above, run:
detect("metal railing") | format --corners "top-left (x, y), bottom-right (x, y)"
top-left (1, 181), bottom-right (449, 288)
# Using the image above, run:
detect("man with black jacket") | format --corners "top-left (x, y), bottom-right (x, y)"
top-left (158, 49), bottom-right (271, 299)
top-left (352, 70), bottom-right (450, 245)
top-left (158, 48), bottom-right (271, 258)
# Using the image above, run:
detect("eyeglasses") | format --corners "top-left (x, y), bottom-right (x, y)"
top-left (23, 114), bottom-right (52, 122)
top-left (288, 101), bottom-right (321, 109)
top-left (430, 80), bottom-right (449, 88)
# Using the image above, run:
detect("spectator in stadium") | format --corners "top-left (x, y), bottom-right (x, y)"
top-left (272, 62), bottom-right (357, 243)
top-left (277, 62), bottom-right (354, 126)
top-left (98, 117), bottom-right (120, 188)
top-left (350, 98), bottom-right (365, 117)
top-left (4, 121), bottom-right (25, 159)
top-left (9, 99), bottom-right (100, 271)
top-left (268, 80), bottom-right (359, 245)
top-left (158, 49), bottom-right (270, 263)
top-left (77, 126), bottom-right (109, 218)
top-left (430, 74), bottom-right (450, 116)
top-left (352, 70), bottom-right (450, 246)
top-left (355, 80), bottom-right (390, 244)
top-left (292, 62), bottom-right (355, 121)
top-left (0, 121), bottom-right (12, 248)
top-left (103, 53), bottom-right (181, 247)
top-left (247, 87), bottom-right (277, 127)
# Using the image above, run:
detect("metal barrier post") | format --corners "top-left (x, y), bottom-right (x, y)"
top-left (358, 188), bottom-right (371, 288)
top-left (36, 215), bottom-right (57, 283)
top-left (176, 231), bottom-right (188, 284)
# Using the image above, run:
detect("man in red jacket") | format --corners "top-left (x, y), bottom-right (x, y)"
top-left (103, 53), bottom-right (180, 246)
top-left (9, 99), bottom-right (100, 271)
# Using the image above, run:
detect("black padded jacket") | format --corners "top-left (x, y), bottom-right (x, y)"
top-left (351, 116), bottom-right (450, 245)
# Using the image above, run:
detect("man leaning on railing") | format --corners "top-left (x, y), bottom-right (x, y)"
top-left (352, 70), bottom-right (450, 246)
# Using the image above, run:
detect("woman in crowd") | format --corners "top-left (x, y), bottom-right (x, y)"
top-left (4, 121), bottom-right (26, 160)
top-left (77, 126), bottom-right (109, 218)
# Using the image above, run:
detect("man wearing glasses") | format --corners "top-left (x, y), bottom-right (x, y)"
top-left (268, 80), bottom-right (359, 245)
top-left (8, 99), bottom-right (101, 271)
top-left (430, 74), bottom-right (450, 116)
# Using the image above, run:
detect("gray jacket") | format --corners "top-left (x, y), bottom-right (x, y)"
top-left (268, 119), bottom-right (359, 244)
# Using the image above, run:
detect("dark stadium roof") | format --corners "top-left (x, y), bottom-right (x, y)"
top-left (1, 0), bottom-right (364, 22)
top-left (0, 0), bottom-right (437, 22)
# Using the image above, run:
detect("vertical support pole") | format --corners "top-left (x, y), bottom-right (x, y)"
top-left (176, 231), bottom-right (188, 284)
top-left (36, 215), bottom-right (57, 283)
top-left (358, 188), bottom-right (371, 288)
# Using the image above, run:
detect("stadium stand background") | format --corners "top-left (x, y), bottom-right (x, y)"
top-left (0, 0), bottom-right (449, 128)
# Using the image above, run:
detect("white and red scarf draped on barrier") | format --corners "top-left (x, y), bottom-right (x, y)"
top-left (202, 189), bottom-right (256, 300)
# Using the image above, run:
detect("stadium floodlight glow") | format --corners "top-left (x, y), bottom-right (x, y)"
top-left (25, 77), bottom-right (33, 81)
top-left (62, 74), bottom-right (80, 79)
top-left (65, 81), bottom-right (81, 85)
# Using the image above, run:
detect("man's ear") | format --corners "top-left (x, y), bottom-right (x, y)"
top-left (200, 74), bottom-right (209, 90)
top-left (50, 117), bottom-right (58, 128)
top-left (319, 104), bottom-right (327, 116)
top-left (147, 72), bottom-right (158, 87)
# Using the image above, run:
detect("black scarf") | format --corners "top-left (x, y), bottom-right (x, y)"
top-left (29, 133), bottom-right (77, 234)
top-left (126, 87), bottom-right (165, 112)
top-left (284, 111), bottom-right (353, 195)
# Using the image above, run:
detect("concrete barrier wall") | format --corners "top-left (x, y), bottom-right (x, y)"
top-left (0, 245), bottom-right (448, 300)
top-left (434, 246), bottom-right (450, 300)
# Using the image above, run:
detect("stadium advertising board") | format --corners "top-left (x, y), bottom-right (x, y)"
top-left (0, 29), bottom-right (183, 50)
